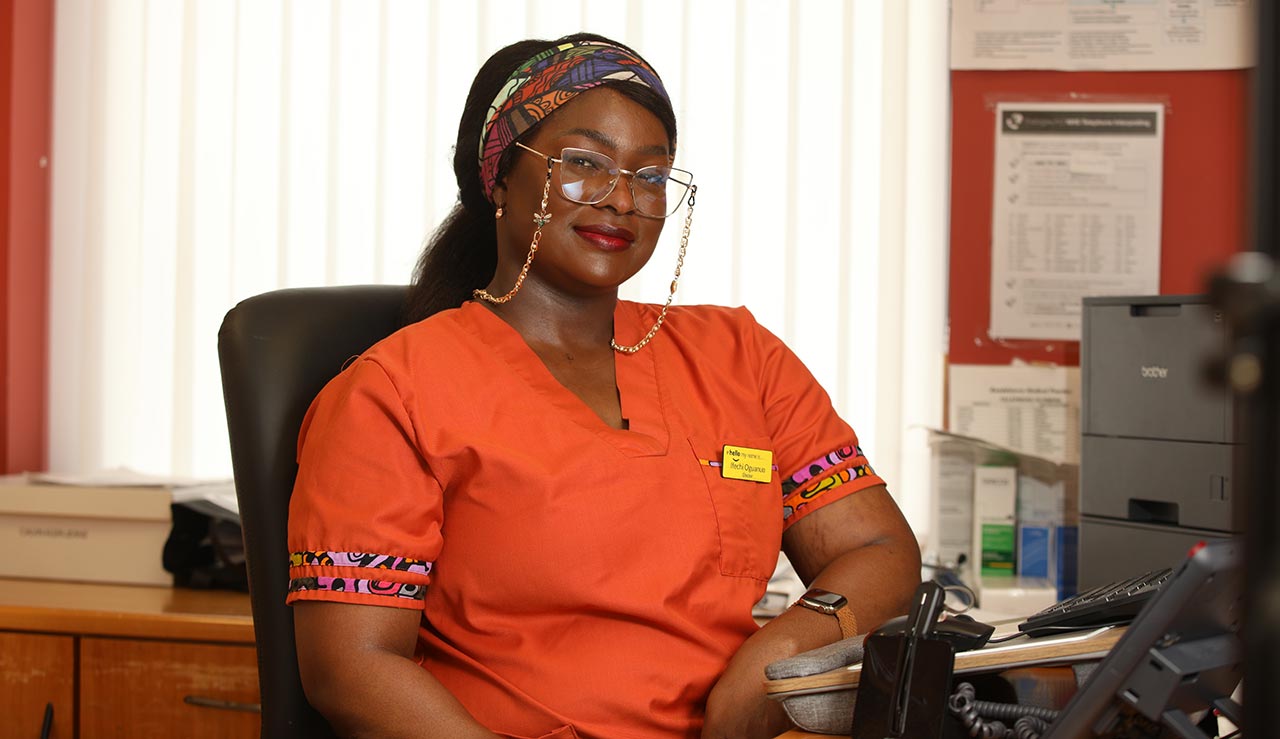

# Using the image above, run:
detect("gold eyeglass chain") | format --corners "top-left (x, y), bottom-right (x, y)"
top-left (611, 185), bottom-right (697, 355)
top-left (472, 158), bottom-right (554, 305)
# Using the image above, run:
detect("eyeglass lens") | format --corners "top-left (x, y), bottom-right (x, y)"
top-left (558, 148), bottom-right (692, 218)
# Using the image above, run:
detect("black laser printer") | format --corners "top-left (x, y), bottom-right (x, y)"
top-left (1078, 295), bottom-right (1243, 591)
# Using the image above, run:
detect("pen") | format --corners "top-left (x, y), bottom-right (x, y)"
top-left (40, 702), bottom-right (52, 739)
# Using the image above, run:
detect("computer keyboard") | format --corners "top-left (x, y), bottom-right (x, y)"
top-left (1016, 568), bottom-right (1173, 638)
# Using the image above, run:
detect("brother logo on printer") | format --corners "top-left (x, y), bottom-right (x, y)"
top-left (1140, 365), bottom-right (1169, 379)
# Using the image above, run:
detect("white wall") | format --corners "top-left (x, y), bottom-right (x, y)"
top-left (48, 0), bottom-right (948, 541)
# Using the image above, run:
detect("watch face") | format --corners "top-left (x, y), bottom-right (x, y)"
top-left (803, 588), bottom-right (847, 609)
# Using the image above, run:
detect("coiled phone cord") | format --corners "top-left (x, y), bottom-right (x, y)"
top-left (948, 682), bottom-right (1060, 739)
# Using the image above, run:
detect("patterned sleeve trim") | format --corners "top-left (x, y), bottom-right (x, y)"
top-left (781, 444), bottom-right (881, 525)
top-left (288, 576), bottom-right (425, 601)
top-left (781, 444), bottom-right (864, 495)
top-left (289, 550), bottom-right (433, 577)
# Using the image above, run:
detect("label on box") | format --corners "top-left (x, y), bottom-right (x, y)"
top-left (1018, 525), bottom-right (1050, 579)
top-left (981, 523), bottom-right (1016, 576)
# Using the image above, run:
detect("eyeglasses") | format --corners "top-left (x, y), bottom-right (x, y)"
top-left (514, 142), bottom-right (694, 219)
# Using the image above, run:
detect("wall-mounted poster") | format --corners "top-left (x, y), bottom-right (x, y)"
top-left (952, 0), bottom-right (1255, 71)
top-left (989, 102), bottom-right (1165, 341)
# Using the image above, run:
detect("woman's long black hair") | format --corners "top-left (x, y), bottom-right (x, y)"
top-left (401, 33), bottom-right (678, 324)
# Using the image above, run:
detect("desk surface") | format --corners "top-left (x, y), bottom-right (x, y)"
top-left (764, 624), bottom-right (1122, 697)
top-left (0, 577), bottom-right (254, 643)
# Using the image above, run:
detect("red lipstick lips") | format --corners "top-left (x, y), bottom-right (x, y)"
top-left (574, 224), bottom-right (635, 251)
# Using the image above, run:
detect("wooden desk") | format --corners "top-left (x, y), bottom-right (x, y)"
top-left (0, 578), bottom-right (257, 739)
top-left (766, 626), bottom-right (1125, 738)
top-left (765, 625), bottom-right (1122, 695)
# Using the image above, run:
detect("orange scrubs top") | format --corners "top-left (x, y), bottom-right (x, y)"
top-left (287, 300), bottom-right (884, 739)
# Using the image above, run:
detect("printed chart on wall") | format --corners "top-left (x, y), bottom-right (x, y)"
top-left (989, 101), bottom-right (1164, 341)
top-left (948, 363), bottom-right (1081, 465)
top-left (952, 0), bottom-right (1255, 71)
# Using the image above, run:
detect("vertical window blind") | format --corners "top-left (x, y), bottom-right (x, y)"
top-left (49, 0), bottom-right (948, 538)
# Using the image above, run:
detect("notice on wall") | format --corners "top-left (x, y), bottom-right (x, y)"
top-left (951, 0), bottom-right (1256, 71)
top-left (948, 364), bottom-right (1081, 465)
top-left (989, 102), bottom-right (1163, 341)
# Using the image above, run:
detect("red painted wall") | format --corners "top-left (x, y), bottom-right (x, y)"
top-left (1, 0), bottom-right (52, 473)
top-left (948, 70), bottom-right (1251, 367)
top-left (0, 2), bottom-right (11, 472)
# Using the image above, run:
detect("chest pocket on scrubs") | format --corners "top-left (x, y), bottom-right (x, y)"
top-left (688, 436), bottom-right (783, 580)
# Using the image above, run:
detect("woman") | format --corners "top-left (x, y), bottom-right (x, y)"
top-left (288, 33), bottom-right (920, 739)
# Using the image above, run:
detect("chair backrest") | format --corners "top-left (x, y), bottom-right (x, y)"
top-left (218, 285), bottom-right (408, 739)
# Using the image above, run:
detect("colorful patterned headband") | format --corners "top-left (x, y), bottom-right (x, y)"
top-left (478, 40), bottom-right (670, 202)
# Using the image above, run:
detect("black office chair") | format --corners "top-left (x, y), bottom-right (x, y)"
top-left (218, 284), bottom-right (408, 739)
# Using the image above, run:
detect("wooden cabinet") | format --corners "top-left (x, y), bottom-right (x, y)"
top-left (0, 578), bottom-right (257, 738)
top-left (80, 638), bottom-right (259, 738)
top-left (0, 632), bottom-right (75, 739)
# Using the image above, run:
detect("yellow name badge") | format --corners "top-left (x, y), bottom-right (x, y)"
top-left (721, 445), bottom-right (774, 483)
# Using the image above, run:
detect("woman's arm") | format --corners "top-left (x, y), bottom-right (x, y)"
top-left (294, 602), bottom-right (500, 739)
top-left (701, 484), bottom-right (921, 739)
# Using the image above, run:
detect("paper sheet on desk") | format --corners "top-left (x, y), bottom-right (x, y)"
top-left (30, 468), bottom-right (239, 520)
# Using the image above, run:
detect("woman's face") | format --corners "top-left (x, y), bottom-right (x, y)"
top-left (493, 87), bottom-right (672, 298)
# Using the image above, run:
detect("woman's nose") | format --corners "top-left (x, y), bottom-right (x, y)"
top-left (595, 172), bottom-right (638, 215)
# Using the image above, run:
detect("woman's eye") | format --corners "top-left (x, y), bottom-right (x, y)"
top-left (567, 156), bottom-right (601, 171)
top-left (637, 170), bottom-right (669, 187)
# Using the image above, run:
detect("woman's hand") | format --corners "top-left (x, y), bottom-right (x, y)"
top-left (701, 595), bottom-right (848, 739)
top-left (700, 625), bottom-right (799, 739)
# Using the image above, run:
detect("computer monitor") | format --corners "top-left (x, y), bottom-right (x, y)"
top-left (1042, 538), bottom-right (1242, 739)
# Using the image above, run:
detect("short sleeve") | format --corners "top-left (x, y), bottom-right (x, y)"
top-left (286, 357), bottom-right (443, 610)
top-left (746, 314), bottom-right (886, 530)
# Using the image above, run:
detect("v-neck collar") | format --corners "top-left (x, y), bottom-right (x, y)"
top-left (460, 300), bottom-right (670, 457)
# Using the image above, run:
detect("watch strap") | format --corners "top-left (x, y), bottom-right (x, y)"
top-left (834, 605), bottom-right (858, 640)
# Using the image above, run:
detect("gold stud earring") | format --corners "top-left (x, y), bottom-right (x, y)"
top-left (495, 206), bottom-right (504, 219)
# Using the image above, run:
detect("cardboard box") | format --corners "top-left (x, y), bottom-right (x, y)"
top-left (1017, 475), bottom-right (1080, 600)
top-left (975, 575), bottom-right (1059, 620)
top-left (929, 437), bottom-right (978, 568)
top-left (927, 430), bottom-right (1080, 600)
top-left (0, 476), bottom-right (173, 586)
top-left (974, 465), bottom-right (1018, 577)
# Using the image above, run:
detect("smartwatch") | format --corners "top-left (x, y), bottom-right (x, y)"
top-left (794, 588), bottom-right (859, 639)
